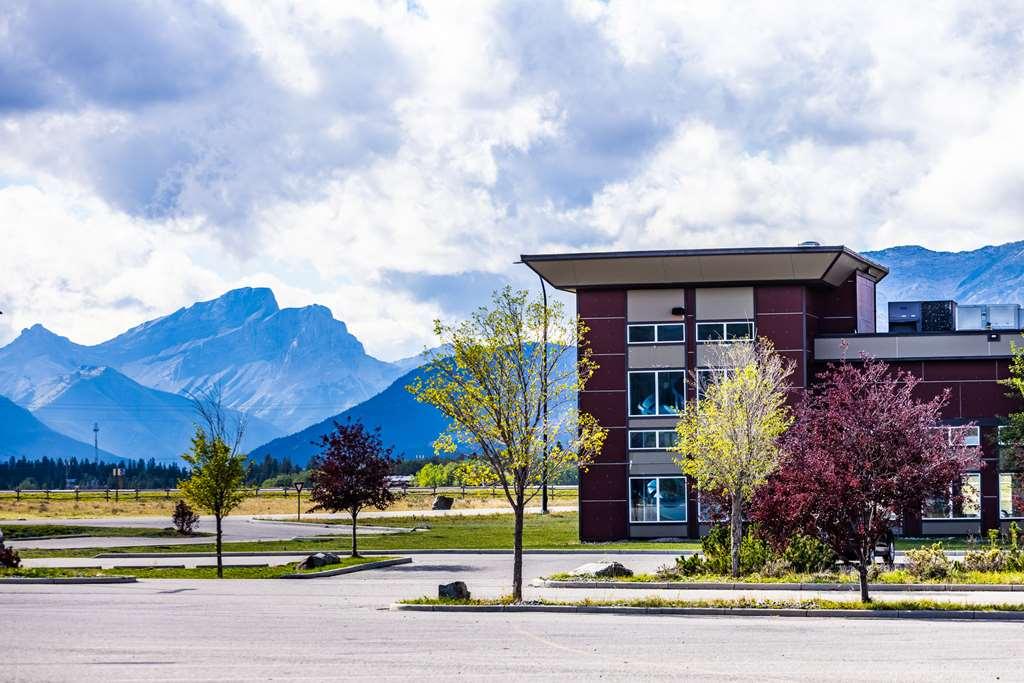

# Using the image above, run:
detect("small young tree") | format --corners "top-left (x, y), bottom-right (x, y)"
top-left (753, 357), bottom-right (979, 602)
top-left (999, 341), bottom-right (1024, 466)
top-left (307, 420), bottom-right (399, 558)
top-left (408, 286), bottom-right (607, 601)
top-left (672, 339), bottom-right (794, 577)
top-left (179, 429), bottom-right (248, 578)
top-left (171, 500), bottom-right (200, 535)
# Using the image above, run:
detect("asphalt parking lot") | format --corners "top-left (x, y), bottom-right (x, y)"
top-left (4, 552), bottom-right (1024, 681)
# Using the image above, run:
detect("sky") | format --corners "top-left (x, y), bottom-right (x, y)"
top-left (2, 1), bottom-right (1023, 360)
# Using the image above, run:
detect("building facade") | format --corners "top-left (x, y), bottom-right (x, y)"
top-left (521, 245), bottom-right (1023, 541)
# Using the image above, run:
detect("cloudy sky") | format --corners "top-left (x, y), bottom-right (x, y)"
top-left (2, 1), bottom-right (1023, 359)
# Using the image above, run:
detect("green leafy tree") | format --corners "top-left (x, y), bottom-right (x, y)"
top-left (179, 429), bottom-right (248, 577)
top-left (408, 286), bottom-right (607, 601)
top-left (1000, 341), bottom-right (1024, 468)
top-left (672, 339), bottom-right (794, 577)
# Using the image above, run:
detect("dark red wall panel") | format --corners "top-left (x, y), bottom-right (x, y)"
top-left (579, 462), bottom-right (628, 500)
top-left (584, 316), bottom-right (626, 355)
top-left (755, 285), bottom-right (804, 314)
top-left (961, 382), bottom-right (1020, 419)
top-left (755, 314), bottom-right (805, 351)
top-left (591, 427), bottom-right (626, 465)
top-left (588, 353), bottom-right (626, 391)
top-left (579, 390), bottom-right (626, 429)
top-left (856, 273), bottom-right (876, 333)
top-left (579, 500), bottom-right (628, 542)
top-left (923, 360), bottom-right (1001, 383)
top-left (577, 289), bottom-right (626, 318)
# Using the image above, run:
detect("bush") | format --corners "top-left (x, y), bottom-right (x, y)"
top-left (698, 524), bottom-right (774, 575)
top-left (0, 545), bottom-right (21, 569)
top-left (964, 548), bottom-right (1008, 573)
top-left (658, 553), bottom-right (707, 578)
top-left (905, 543), bottom-right (951, 580)
top-left (171, 500), bottom-right (200, 535)
top-left (783, 533), bottom-right (837, 573)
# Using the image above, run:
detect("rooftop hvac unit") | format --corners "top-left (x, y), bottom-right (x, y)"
top-left (888, 301), bottom-right (921, 334)
top-left (988, 304), bottom-right (1022, 330)
top-left (921, 300), bottom-right (957, 333)
top-left (957, 305), bottom-right (988, 331)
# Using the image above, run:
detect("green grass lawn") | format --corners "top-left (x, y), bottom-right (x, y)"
top-left (3, 524), bottom-right (209, 539)
top-left (1, 556), bottom-right (383, 579)
top-left (548, 568), bottom-right (1024, 585)
top-left (18, 512), bottom-right (701, 558)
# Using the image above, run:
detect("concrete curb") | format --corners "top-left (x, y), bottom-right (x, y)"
top-left (0, 576), bottom-right (137, 584)
top-left (390, 602), bottom-right (1024, 621)
top-left (7, 534), bottom-right (92, 542)
top-left (94, 548), bottom-right (697, 558)
top-left (540, 579), bottom-right (1024, 592)
top-left (279, 557), bottom-right (412, 579)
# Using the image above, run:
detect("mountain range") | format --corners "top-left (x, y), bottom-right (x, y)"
top-left (1, 241), bottom-right (1022, 464)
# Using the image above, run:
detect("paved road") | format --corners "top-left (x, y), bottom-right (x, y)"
top-left (4, 553), bottom-right (1024, 681)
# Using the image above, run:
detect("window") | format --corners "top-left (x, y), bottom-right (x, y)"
top-left (697, 491), bottom-right (728, 523)
top-left (1001, 473), bottom-right (1024, 519)
top-left (628, 323), bottom-right (685, 344)
top-left (696, 321), bottom-right (754, 343)
top-left (948, 426), bottom-right (981, 447)
top-left (696, 368), bottom-right (730, 401)
top-left (629, 477), bottom-right (687, 523)
top-left (923, 474), bottom-right (981, 519)
top-left (629, 430), bottom-right (678, 450)
top-left (628, 370), bottom-right (686, 416)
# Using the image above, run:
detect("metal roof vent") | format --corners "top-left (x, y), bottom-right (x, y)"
top-left (798, 241), bottom-right (821, 247)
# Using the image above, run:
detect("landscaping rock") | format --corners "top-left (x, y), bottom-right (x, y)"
top-left (438, 581), bottom-right (471, 600)
top-left (570, 561), bottom-right (633, 578)
top-left (432, 495), bottom-right (454, 510)
top-left (296, 552), bottom-right (342, 570)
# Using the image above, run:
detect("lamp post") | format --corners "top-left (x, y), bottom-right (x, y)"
top-left (538, 273), bottom-right (549, 515)
top-left (294, 482), bottom-right (304, 521)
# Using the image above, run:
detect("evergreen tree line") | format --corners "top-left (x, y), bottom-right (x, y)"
top-left (0, 454), bottom-right (304, 490)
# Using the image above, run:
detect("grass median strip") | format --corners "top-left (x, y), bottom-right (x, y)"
top-left (398, 595), bottom-right (1024, 613)
top-left (545, 569), bottom-right (1024, 586)
top-left (1, 556), bottom-right (388, 579)
top-left (3, 524), bottom-right (210, 540)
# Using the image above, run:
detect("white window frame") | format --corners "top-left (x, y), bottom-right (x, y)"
top-left (1000, 472), bottom-right (1024, 520)
top-left (629, 476), bottom-right (687, 524)
top-left (695, 321), bottom-right (755, 344)
top-left (922, 473), bottom-right (982, 520)
top-left (627, 323), bottom-right (686, 345)
top-left (628, 430), bottom-right (678, 450)
top-left (627, 369), bottom-right (687, 417)
top-left (695, 367), bottom-right (731, 401)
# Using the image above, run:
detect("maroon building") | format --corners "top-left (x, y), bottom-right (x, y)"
top-left (521, 245), bottom-right (1023, 541)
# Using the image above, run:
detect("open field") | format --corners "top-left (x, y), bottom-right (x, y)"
top-left (0, 487), bottom-right (578, 519)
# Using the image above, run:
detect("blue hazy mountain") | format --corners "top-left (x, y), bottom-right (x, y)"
top-left (865, 241), bottom-right (1024, 329)
top-left (0, 394), bottom-right (120, 462)
top-left (32, 366), bottom-right (281, 463)
top-left (0, 288), bottom-right (404, 438)
top-left (248, 366), bottom-right (451, 466)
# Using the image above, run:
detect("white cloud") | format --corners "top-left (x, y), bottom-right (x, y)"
top-left (2, 0), bottom-right (1024, 359)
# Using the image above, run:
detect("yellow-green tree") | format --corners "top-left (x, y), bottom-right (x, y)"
top-left (179, 429), bottom-right (248, 578)
top-left (1000, 341), bottom-right (1024, 465)
top-left (672, 339), bottom-right (794, 577)
top-left (407, 286), bottom-right (607, 601)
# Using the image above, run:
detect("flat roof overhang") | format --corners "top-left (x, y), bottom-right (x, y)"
top-left (519, 245), bottom-right (888, 292)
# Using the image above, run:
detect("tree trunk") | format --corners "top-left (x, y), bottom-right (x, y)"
top-left (215, 513), bottom-right (223, 579)
top-left (730, 492), bottom-right (742, 578)
top-left (512, 503), bottom-right (525, 602)
top-left (351, 507), bottom-right (360, 558)
top-left (857, 548), bottom-right (871, 603)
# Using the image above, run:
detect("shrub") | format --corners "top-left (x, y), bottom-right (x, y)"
top-left (905, 543), bottom-right (951, 580)
top-left (658, 553), bottom-right (707, 578)
top-left (964, 548), bottom-right (1008, 573)
top-left (698, 524), bottom-right (775, 575)
top-left (0, 545), bottom-right (21, 569)
top-left (171, 500), bottom-right (200, 535)
top-left (783, 533), bottom-right (838, 573)
top-left (759, 557), bottom-right (792, 578)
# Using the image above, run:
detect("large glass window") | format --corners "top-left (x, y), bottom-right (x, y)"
top-left (628, 323), bottom-right (685, 344)
top-left (629, 430), bottom-right (678, 450)
top-left (629, 477), bottom-right (687, 523)
top-left (628, 370), bottom-right (686, 416)
top-left (1000, 473), bottom-right (1024, 519)
top-left (923, 474), bottom-right (981, 519)
top-left (696, 321), bottom-right (754, 343)
top-left (696, 368), bottom-right (730, 401)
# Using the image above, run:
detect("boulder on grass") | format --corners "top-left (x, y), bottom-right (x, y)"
top-left (569, 561), bottom-right (633, 578)
top-left (432, 495), bottom-right (454, 510)
top-left (296, 552), bottom-right (342, 570)
top-left (438, 581), bottom-right (471, 600)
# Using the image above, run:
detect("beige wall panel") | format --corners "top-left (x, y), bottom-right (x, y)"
top-left (628, 417), bottom-right (679, 429)
top-left (695, 287), bottom-right (754, 320)
top-left (627, 289), bottom-right (687, 322)
top-left (899, 335), bottom-right (989, 358)
top-left (815, 336), bottom-right (900, 360)
top-left (630, 522), bottom-right (687, 537)
top-left (628, 345), bottom-right (686, 368)
top-left (629, 452), bottom-right (677, 468)
top-left (922, 521), bottom-right (980, 535)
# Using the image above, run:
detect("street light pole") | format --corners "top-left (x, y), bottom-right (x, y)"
top-left (538, 273), bottom-right (549, 515)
